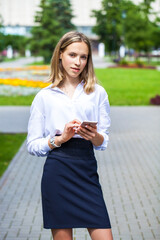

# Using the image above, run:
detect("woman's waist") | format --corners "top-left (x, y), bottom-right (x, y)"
top-left (48, 138), bottom-right (95, 159)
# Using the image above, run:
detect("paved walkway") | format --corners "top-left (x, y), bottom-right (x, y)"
top-left (0, 106), bottom-right (30, 133)
top-left (0, 57), bottom-right (43, 68)
top-left (0, 106), bottom-right (160, 240)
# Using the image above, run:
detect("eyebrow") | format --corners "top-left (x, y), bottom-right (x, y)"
top-left (69, 52), bottom-right (88, 56)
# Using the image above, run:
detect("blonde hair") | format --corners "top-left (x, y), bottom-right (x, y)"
top-left (49, 31), bottom-right (97, 94)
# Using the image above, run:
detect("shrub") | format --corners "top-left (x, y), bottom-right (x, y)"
top-left (150, 95), bottom-right (160, 105)
top-left (119, 58), bottom-right (129, 66)
top-left (135, 59), bottom-right (144, 67)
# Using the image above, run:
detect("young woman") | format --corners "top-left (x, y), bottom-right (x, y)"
top-left (27, 31), bottom-right (113, 240)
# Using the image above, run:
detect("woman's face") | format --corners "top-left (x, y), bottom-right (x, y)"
top-left (60, 41), bottom-right (89, 81)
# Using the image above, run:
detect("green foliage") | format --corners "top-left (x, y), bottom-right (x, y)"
top-left (30, 0), bottom-right (75, 63)
top-left (151, 17), bottom-right (160, 49)
top-left (124, 1), bottom-right (154, 52)
top-left (0, 15), bottom-right (5, 52)
top-left (0, 34), bottom-right (28, 56)
top-left (0, 33), bottom-right (5, 52)
top-left (50, 0), bottom-right (75, 31)
top-left (92, 0), bottom-right (122, 52)
top-left (0, 14), bottom-right (3, 28)
top-left (92, 0), bottom-right (160, 53)
top-left (0, 133), bottom-right (26, 177)
top-left (6, 35), bottom-right (27, 55)
top-left (0, 15), bottom-right (28, 56)
top-left (119, 58), bottom-right (129, 65)
top-left (134, 59), bottom-right (144, 67)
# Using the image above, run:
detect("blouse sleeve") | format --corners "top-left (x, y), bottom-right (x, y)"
top-left (27, 93), bottom-right (51, 157)
top-left (93, 90), bottom-right (111, 151)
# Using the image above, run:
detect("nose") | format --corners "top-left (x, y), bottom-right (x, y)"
top-left (75, 56), bottom-right (80, 66)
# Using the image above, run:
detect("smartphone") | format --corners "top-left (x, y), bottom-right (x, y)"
top-left (81, 121), bottom-right (98, 127)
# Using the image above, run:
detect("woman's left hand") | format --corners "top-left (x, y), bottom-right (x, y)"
top-left (76, 124), bottom-right (97, 141)
top-left (76, 124), bottom-right (104, 147)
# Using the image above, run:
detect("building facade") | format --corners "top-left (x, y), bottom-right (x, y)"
top-left (0, 0), bottom-right (101, 38)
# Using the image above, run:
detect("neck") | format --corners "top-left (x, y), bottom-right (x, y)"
top-left (57, 76), bottom-right (81, 99)
top-left (62, 76), bottom-right (80, 87)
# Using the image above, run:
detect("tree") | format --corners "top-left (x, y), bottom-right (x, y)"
top-left (30, 0), bottom-right (75, 63)
top-left (92, 0), bottom-right (159, 55)
top-left (49, 0), bottom-right (75, 32)
top-left (0, 15), bottom-right (5, 52)
top-left (4, 35), bottom-right (28, 55)
top-left (92, 0), bottom-right (122, 53)
top-left (151, 17), bottom-right (160, 50)
top-left (123, 1), bottom-right (154, 53)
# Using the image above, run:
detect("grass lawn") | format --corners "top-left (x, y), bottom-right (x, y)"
top-left (95, 68), bottom-right (160, 105)
top-left (0, 95), bottom-right (35, 106)
top-left (0, 133), bottom-right (27, 177)
top-left (0, 68), bottom-right (159, 106)
top-left (26, 60), bottom-right (45, 65)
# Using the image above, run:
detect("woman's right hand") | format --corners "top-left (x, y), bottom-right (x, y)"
top-left (54, 119), bottom-right (81, 147)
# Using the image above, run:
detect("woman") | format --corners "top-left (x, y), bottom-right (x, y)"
top-left (27, 31), bottom-right (113, 240)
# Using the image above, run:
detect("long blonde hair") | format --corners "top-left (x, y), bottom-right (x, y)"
top-left (49, 31), bottom-right (97, 94)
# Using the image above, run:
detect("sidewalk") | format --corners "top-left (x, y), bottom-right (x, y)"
top-left (0, 106), bottom-right (160, 240)
top-left (0, 106), bottom-right (30, 133)
top-left (0, 57), bottom-right (43, 68)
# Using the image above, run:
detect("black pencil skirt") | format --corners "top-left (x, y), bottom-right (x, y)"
top-left (41, 138), bottom-right (111, 229)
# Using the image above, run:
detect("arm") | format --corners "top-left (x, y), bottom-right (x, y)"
top-left (27, 99), bottom-right (81, 155)
top-left (27, 103), bottom-right (51, 156)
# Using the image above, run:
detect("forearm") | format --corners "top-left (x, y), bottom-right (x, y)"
top-left (91, 132), bottom-right (104, 147)
top-left (27, 136), bottom-right (51, 156)
top-left (48, 135), bottom-right (64, 149)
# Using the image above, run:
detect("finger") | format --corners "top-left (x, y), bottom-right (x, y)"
top-left (84, 125), bottom-right (97, 131)
top-left (65, 123), bottom-right (77, 131)
top-left (79, 126), bottom-right (96, 134)
top-left (78, 132), bottom-right (95, 141)
top-left (77, 128), bottom-right (95, 138)
top-left (71, 119), bottom-right (81, 124)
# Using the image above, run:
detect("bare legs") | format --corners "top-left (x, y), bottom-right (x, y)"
top-left (51, 228), bottom-right (113, 240)
top-left (87, 228), bottom-right (113, 240)
top-left (51, 229), bottom-right (73, 240)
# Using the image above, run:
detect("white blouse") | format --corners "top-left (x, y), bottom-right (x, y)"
top-left (27, 81), bottom-right (111, 157)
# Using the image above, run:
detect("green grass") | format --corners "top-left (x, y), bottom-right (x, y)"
top-left (0, 68), bottom-right (159, 106)
top-left (0, 95), bottom-right (35, 106)
top-left (0, 133), bottom-right (27, 177)
top-left (26, 60), bottom-right (45, 65)
top-left (95, 68), bottom-right (160, 105)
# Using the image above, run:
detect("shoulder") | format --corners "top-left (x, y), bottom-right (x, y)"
top-left (31, 84), bottom-right (53, 105)
top-left (94, 83), bottom-right (109, 100)
top-left (33, 84), bottom-right (53, 99)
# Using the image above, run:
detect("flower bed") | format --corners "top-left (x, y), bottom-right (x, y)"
top-left (0, 78), bottom-right (50, 88)
top-left (0, 77), bottom-right (50, 96)
top-left (0, 85), bottom-right (41, 96)
top-left (109, 64), bottom-right (156, 69)
top-left (0, 65), bottom-right (50, 72)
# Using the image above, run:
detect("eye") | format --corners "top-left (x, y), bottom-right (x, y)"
top-left (81, 55), bottom-right (87, 60)
top-left (69, 53), bottom-right (76, 57)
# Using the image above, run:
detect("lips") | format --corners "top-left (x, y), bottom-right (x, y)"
top-left (71, 67), bottom-right (80, 72)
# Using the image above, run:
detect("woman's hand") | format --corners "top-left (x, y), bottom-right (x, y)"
top-left (54, 119), bottom-right (81, 146)
top-left (76, 124), bottom-right (104, 147)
